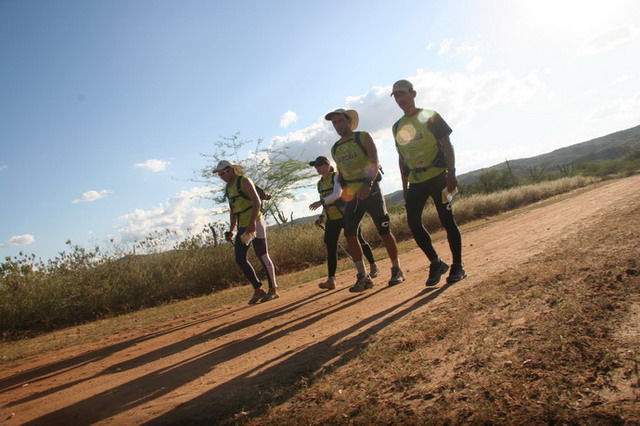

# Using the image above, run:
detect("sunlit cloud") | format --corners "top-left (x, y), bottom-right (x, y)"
top-left (72, 189), bottom-right (114, 204)
top-left (456, 43), bottom-right (479, 55)
top-left (466, 56), bottom-right (483, 72)
top-left (118, 186), bottom-right (214, 243)
top-left (585, 93), bottom-right (640, 123)
top-left (439, 39), bottom-right (453, 54)
top-left (279, 110), bottom-right (298, 128)
top-left (579, 24), bottom-right (640, 56)
top-left (134, 159), bottom-right (171, 172)
top-left (1, 234), bottom-right (35, 248)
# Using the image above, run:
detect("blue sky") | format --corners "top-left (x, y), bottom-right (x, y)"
top-left (1, 0), bottom-right (639, 262)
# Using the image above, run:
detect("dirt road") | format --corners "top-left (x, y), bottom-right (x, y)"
top-left (1, 175), bottom-right (639, 425)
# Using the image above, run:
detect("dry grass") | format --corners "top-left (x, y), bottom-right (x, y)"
top-left (246, 190), bottom-right (640, 424)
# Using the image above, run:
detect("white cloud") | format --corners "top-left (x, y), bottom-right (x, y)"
top-left (0, 165), bottom-right (7, 171)
top-left (585, 93), bottom-right (640, 123)
top-left (439, 39), bottom-right (453, 55)
top-left (426, 41), bottom-right (435, 50)
top-left (118, 186), bottom-right (214, 243)
top-left (134, 159), bottom-right (171, 172)
top-left (611, 74), bottom-right (630, 85)
top-left (579, 24), bottom-right (640, 56)
top-left (466, 56), bottom-right (483, 72)
top-left (279, 110), bottom-right (298, 128)
top-left (1, 234), bottom-right (35, 247)
top-left (456, 43), bottom-right (479, 55)
top-left (72, 189), bottom-right (114, 204)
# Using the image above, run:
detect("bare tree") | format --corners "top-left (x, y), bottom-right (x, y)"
top-left (197, 133), bottom-right (316, 225)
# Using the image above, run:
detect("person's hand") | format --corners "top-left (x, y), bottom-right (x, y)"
top-left (314, 218), bottom-right (324, 228)
top-left (357, 183), bottom-right (372, 200)
top-left (224, 231), bottom-right (234, 242)
top-left (446, 171), bottom-right (458, 193)
top-left (309, 200), bottom-right (323, 211)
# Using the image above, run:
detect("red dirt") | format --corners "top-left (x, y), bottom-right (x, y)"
top-left (1, 175), bottom-right (639, 425)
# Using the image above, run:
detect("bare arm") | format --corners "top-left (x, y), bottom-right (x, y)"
top-left (439, 135), bottom-right (458, 192)
top-left (358, 132), bottom-right (379, 200)
top-left (399, 157), bottom-right (409, 201)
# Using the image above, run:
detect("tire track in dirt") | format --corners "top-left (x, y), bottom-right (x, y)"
top-left (1, 175), bottom-right (638, 425)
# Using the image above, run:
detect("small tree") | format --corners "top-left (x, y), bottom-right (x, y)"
top-left (197, 133), bottom-right (316, 225)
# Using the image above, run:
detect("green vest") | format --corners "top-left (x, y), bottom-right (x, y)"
top-left (317, 172), bottom-right (344, 221)
top-left (225, 175), bottom-right (262, 228)
top-left (331, 131), bottom-right (371, 193)
top-left (393, 110), bottom-right (446, 184)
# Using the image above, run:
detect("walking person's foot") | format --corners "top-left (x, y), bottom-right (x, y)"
top-left (425, 260), bottom-right (449, 286)
top-left (349, 273), bottom-right (374, 293)
top-left (446, 263), bottom-right (467, 284)
top-left (318, 277), bottom-right (336, 290)
top-left (388, 266), bottom-right (406, 286)
top-left (248, 288), bottom-right (267, 305)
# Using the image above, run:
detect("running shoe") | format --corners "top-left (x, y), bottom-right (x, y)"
top-left (446, 263), bottom-right (467, 284)
top-left (349, 273), bottom-right (374, 293)
top-left (318, 277), bottom-right (336, 290)
top-left (425, 260), bottom-right (449, 286)
top-left (388, 266), bottom-right (406, 286)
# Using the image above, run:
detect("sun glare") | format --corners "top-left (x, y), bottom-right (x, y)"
top-left (513, 0), bottom-right (625, 33)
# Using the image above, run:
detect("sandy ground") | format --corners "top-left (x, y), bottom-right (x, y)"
top-left (1, 175), bottom-right (639, 425)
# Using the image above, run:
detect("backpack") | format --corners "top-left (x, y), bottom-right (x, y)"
top-left (225, 175), bottom-right (272, 201)
top-left (331, 131), bottom-right (383, 184)
top-left (392, 120), bottom-right (447, 175)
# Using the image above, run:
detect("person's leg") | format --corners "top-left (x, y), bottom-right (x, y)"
top-left (343, 197), bottom-right (367, 276)
top-left (324, 219), bottom-right (342, 278)
top-left (235, 227), bottom-right (266, 304)
top-left (432, 174), bottom-right (465, 283)
top-left (252, 217), bottom-right (278, 296)
top-left (357, 226), bottom-right (377, 277)
top-left (356, 227), bottom-right (375, 264)
top-left (405, 179), bottom-right (439, 262)
top-left (234, 228), bottom-right (262, 289)
top-left (367, 184), bottom-right (404, 285)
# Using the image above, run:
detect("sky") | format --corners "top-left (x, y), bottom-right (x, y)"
top-left (1, 0), bottom-right (639, 262)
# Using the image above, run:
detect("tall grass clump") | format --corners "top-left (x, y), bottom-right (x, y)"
top-left (0, 175), bottom-right (598, 336)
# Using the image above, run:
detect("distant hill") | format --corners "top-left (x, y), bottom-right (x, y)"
top-left (288, 124), bottom-right (640, 225)
top-left (457, 124), bottom-right (640, 185)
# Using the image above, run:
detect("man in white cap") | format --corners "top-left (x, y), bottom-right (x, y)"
top-left (214, 160), bottom-right (279, 304)
top-left (390, 79), bottom-right (466, 286)
top-left (325, 108), bottom-right (406, 292)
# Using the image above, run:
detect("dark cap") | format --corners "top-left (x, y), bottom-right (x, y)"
top-left (308, 156), bottom-right (330, 167)
top-left (390, 79), bottom-right (414, 96)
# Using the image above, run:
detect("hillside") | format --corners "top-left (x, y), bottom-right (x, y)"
top-left (1, 175), bottom-right (638, 424)
top-left (457, 124), bottom-right (640, 185)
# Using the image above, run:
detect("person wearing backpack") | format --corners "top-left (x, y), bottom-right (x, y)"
top-left (308, 155), bottom-right (379, 290)
top-left (390, 79), bottom-right (466, 286)
top-left (214, 160), bottom-right (279, 304)
top-left (325, 108), bottom-right (405, 292)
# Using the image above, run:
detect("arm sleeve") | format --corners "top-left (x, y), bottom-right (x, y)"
top-left (321, 173), bottom-right (342, 205)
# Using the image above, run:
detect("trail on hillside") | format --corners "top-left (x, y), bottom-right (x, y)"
top-left (1, 175), bottom-right (639, 425)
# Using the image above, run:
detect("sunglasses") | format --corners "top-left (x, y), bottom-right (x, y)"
top-left (217, 167), bottom-right (231, 177)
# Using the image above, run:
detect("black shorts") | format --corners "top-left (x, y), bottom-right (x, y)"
top-left (343, 183), bottom-right (391, 237)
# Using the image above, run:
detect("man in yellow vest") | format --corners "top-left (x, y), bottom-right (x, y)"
top-left (214, 160), bottom-right (279, 304)
top-left (390, 79), bottom-right (466, 286)
top-left (325, 108), bottom-right (406, 292)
